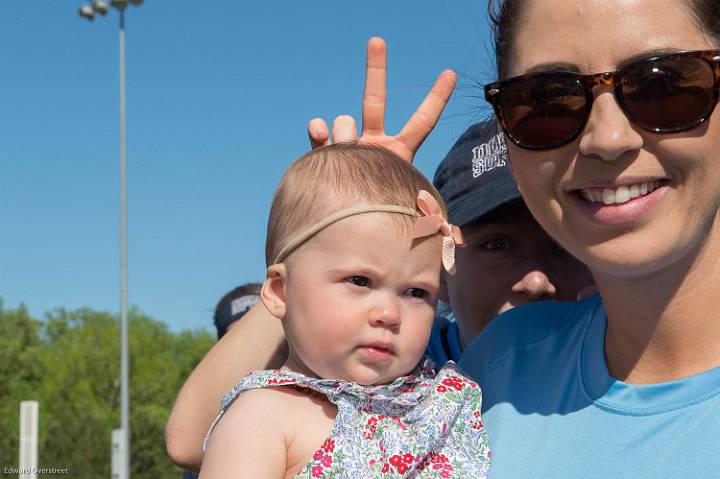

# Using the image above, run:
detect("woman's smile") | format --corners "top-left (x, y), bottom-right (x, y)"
top-left (566, 178), bottom-right (671, 225)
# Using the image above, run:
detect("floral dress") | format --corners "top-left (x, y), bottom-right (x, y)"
top-left (205, 359), bottom-right (491, 478)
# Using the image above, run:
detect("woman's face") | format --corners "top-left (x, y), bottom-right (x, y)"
top-left (505, 0), bottom-right (720, 278)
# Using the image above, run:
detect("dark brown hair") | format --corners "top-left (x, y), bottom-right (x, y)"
top-left (488, 0), bottom-right (720, 79)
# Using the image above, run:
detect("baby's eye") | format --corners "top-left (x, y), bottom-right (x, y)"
top-left (483, 236), bottom-right (513, 252)
top-left (405, 288), bottom-right (428, 299)
top-left (347, 276), bottom-right (370, 287)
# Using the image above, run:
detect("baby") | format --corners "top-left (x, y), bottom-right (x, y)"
top-left (200, 143), bottom-right (490, 478)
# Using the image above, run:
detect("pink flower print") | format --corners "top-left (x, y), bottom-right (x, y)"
top-left (439, 463), bottom-right (454, 477)
top-left (397, 463), bottom-right (408, 474)
top-left (313, 449), bottom-right (324, 460)
top-left (442, 376), bottom-right (464, 391)
top-left (311, 465), bottom-right (323, 478)
top-left (391, 416), bottom-right (408, 430)
top-left (321, 454), bottom-right (332, 467)
top-left (381, 463), bottom-right (390, 473)
top-left (321, 438), bottom-right (335, 453)
top-left (417, 454), bottom-right (431, 471)
top-left (436, 385), bottom-right (447, 393)
top-left (389, 455), bottom-right (403, 466)
top-left (403, 454), bottom-right (414, 464)
top-left (430, 452), bottom-right (449, 464)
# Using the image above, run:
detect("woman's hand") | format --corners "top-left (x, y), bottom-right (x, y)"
top-left (307, 37), bottom-right (456, 163)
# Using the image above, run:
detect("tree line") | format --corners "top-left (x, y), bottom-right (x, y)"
top-left (0, 298), bottom-right (215, 478)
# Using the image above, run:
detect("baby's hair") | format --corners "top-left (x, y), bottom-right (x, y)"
top-left (266, 142), bottom-right (446, 266)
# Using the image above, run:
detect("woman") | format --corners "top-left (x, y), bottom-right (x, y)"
top-left (456, 0), bottom-right (720, 477)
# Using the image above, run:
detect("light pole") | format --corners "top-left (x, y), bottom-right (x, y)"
top-left (78, 1), bottom-right (143, 478)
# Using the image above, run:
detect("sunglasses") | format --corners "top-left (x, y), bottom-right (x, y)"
top-left (485, 50), bottom-right (720, 150)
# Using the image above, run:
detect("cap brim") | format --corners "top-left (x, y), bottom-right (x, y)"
top-left (447, 179), bottom-right (521, 228)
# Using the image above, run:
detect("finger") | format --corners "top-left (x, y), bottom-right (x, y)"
top-left (397, 69), bottom-right (457, 154)
top-left (361, 37), bottom-right (387, 135)
top-left (331, 115), bottom-right (358, 143)
top-left (308, 118), bottom-right (330, 149)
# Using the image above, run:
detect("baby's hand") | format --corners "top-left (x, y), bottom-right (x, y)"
top-left (307, 37), bottom-right (456, 164)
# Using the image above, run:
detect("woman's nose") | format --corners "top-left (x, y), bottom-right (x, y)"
top-left (578, 89), bottom-right (643, 162)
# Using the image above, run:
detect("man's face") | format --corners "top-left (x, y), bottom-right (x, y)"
top-left (442, 200), bottom-right (593, 348)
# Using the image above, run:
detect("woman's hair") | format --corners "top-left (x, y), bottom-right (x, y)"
top-left (487, 0), bottom-right (720, 79)
top-left (265, 142), bottom-right (445, 266)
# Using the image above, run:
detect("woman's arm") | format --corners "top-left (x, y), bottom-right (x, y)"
top-left (165, 302), bottom-right (287, 471)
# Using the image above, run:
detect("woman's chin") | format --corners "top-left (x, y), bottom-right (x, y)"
top-left (577, 232), bottom-right (702, 280)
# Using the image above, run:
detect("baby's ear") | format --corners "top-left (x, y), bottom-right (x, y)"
top-left (261, 264), bottom-right (288, 319)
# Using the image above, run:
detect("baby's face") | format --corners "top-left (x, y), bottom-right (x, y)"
top-left (281, 212), bottom-right (441, 385)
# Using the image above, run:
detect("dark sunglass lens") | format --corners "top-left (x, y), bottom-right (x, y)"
top-left (621, 56), bottom-right (716, 132)
top-left (500, 74), bottom-right (587, 148)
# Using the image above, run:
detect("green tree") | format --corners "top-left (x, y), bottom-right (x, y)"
top-left (0, 299), bottom-right (43, 466)
top-left (0, 299), bottom-right (214, 478)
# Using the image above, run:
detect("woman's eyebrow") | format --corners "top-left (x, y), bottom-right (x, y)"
top-left (525, 62), bottom-right (580, 74)
top-left (523, 48), bottom-right (689, 75)
top-left (617, 47), bottom-right (687, 68)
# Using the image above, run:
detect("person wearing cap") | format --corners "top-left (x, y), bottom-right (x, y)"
top-left (212, 283), bottom-right (262, 339)
top-left (425, 120), bottom-right (594, 364)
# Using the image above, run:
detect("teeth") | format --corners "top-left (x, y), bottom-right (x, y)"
top-left (579, 181), bottom-right (663, 205)
top-left (602, 188), bottom-right (616, 204)
top-left (615, 186), bottom-right (630, 204)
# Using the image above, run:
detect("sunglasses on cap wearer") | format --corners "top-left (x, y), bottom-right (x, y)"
top-left (485, 49), bottom-right (720, 150)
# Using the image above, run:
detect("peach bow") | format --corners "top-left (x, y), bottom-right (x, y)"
top-left (412, 190), bottom-right (465, 275)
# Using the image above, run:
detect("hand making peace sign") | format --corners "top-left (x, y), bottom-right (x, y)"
top-left (306, 37), bottom-right (457, 163)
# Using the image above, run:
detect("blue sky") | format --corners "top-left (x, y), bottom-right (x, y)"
top-left (1, 1), bottom-right (495, 333)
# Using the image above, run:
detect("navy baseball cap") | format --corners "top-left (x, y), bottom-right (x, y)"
top-left (213, 284), bottom-right (261, 339)
top-left (433, 119), bottom-right (521, 228)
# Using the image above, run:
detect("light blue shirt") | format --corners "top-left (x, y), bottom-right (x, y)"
top-left (460, 295), bottom-right (720, 478)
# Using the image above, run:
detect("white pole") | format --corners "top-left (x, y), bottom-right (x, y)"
top-left (118, 7), bottom-right (130, 479)
top-left (19, 401), bottom-right (39, 479)
top-left (111, 429), bottom-right (127, 479)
